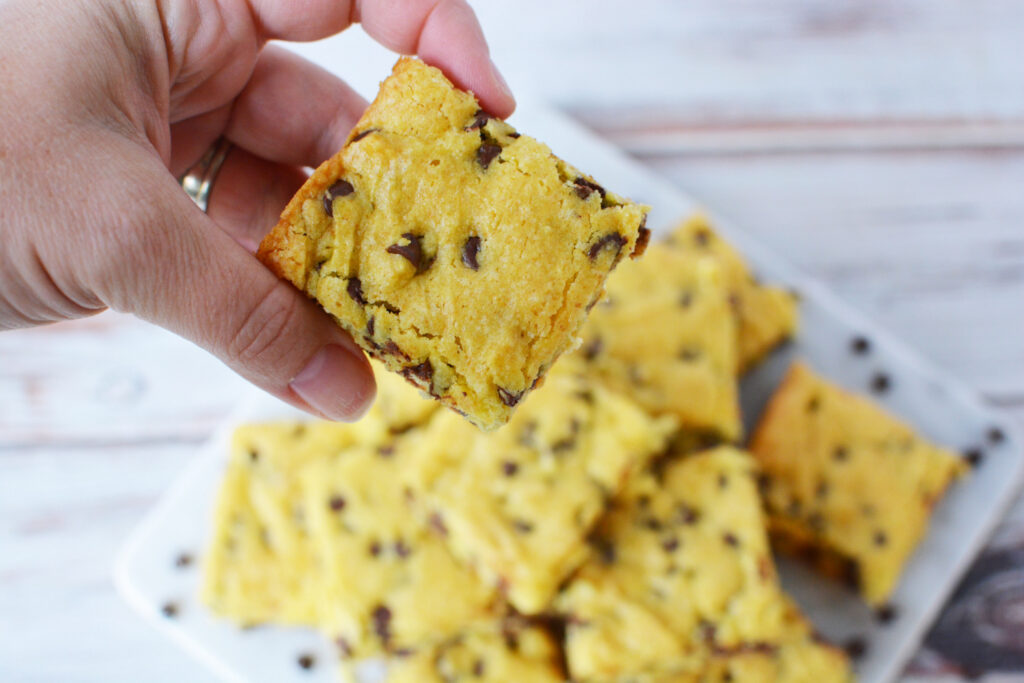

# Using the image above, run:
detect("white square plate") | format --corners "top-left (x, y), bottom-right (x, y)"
top-left (115, 97), bottom-right (1024, 683)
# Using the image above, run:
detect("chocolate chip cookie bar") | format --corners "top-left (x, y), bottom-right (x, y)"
top-left (750, 361), bottom-right (969, 605)
top-left (258, 57), bottom-right (650, 430)
top-left (665, 214), bottom-right (798, 373)
top-left (557, 447), bottom-right (792, 680)
top-left (405, 358), bottom-right (676, 614)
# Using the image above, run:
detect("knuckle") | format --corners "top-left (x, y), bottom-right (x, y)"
top-left (227, 283), bottom-right (303, 370)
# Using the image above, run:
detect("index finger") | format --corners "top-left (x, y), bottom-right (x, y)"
top-left (248, 0), bottom-right (515, 118)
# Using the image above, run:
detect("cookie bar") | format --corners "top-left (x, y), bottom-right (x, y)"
top-left (665, 214), bottom-right (798, 373)
top-left (406, 358), bottom-right (677, 614)
top-left (750, 361), bottom-right (968, 605)
top-left (301, 441), bottom-right (500, 657)
top-left (357, 619), bottom-right (565, 683)
top-left (258, 57), bottom-right (649, 430)
top-left (557, 447), bottom-right (794, 680)
top-left (575, 239), bottom-right (741, 440)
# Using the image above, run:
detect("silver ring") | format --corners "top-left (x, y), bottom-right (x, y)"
top-left (179, 137), bottom-right (233, 213)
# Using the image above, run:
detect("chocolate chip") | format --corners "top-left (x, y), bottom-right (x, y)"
top-left (873, 530), bottom-right (887, 547)
top-left (477, 142), bottom-right (502, 169)
top-left (573, 176), bottom-right (606, 201)
top-left (381, 340), bottom-right (409, 361)
top-left (717, 474), bottom-right (729, 489)
top-left (679, 347), bottom-right (701, 362)
top-left (581, 337), bottom-right (603, 361)
top-left (393, 648), bottom-right (414, 658)
top-left (429, 512), bottom-right (448, 537)
top-left (461, 235), bottom-right (481, 270)
top-left (678, 505), bottom-right (700, 525)
top-left (806, 396), bottom-right (821, 412)
top-left (662, 537), bottom-right (680, 552)
top-left (248, 448), bottom-right (259, 463)
top-left (497, 386), bottom-right (523, 407)
top-left (297, 653), bottom-right (315, 670)
top-left (815, 481), bottom-right (829, 500)
top-left (587, 232), bottom-right (627, 261)
top-left (591, 536), bottom-right (616, 565)
top-left (465, 110), bottom-right (490, 131)
top-left (875, 604), bottom-right (898, 624)
top-left (851, 336), bottom-right (871, 355)
top-left (634, 221), bottom-right (651, 255)
top-left (756, 473), bottom-right (772, 494)
top-left (161, 602), bottom-right (179, 618)
top-left (965, 448), bottom-right (984, 467)
top-left (378, 444), bottom-right (395, 457)
top-left (386, 233), bottom-right (429, 273)
top-left (350, 128), bottom-right (379, 143)
top-left (323, 180), bottom-right (354, 216)
top-left (693, 228), bottom-right (712, 247)
top-left (513, 519), bottom-right (534, 533)
top-left (328, 495), bottom-right (346, 512)
top-left (366, 316), bottom-right (376, 339)
top-left (833, 445), bottom-right (849, 462)
top-left (335, 637), bottom-right (353, 658)
top-left (679, 291), bottom-right (693, 307)
top-left (988, 426), bottom-right (1006, 445)
top-left (371, 605), bottom-right (392, 644)
top-left (347, 277), bottom-right (366, 305)
top-left (723, 532), bottom-right (739, 547)
top-left (174, 553), bottom-right (193, 569)
top-left (808, 512), bottom-right (825, 533)
top-left (401, 360), bottom-right (433, 386)
top-left (394, 540), bottom-right (411, 558)
top-left (871, 372), bottom-right (891, 394)
top-left (502, 461), bottom-right (519, 476)
top-left (472, 658), bottom-right (485, 676)
top-left (369, 541), bottom-right (382, 557)
top-left (843, 636), bottom-right (868, 659)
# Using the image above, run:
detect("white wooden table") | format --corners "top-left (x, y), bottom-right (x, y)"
top-left (3, 1), bottom-right (1024, 680)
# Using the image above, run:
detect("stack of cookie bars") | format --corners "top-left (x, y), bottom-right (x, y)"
top-left (200, 59), bottom-right (968, 682)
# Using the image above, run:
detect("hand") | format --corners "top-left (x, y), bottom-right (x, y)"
top-left (0, 0), bottom-right (514, 420)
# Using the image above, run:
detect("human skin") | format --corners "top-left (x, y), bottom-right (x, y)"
top-left (0, 0), bottom-right (515, 420)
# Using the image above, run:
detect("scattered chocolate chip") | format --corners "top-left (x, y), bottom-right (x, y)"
top-left (723, 532), bottom-right (739, 547)
top-left (808, 512), bottom-right (825, 533)
top-left (297, 653), bottom-right (316, 670)
top-left (161, 602), bottom-right (179, 618)
top-left (662, 537), bottom-right (680, 553)
top-left (350, 128), bottom-right (379, 143)
top-left (366, 316), bottom-right (376, 338)
top-left (394, 540), bottom-right (411, 558)
top-left (335, 636), bottom-right (353, 658)
top-left (551, 435), bottom-right (576, 453)
top-left (851, 336), bottom-right (871, 355)
top-left (806, 396), bottom-right (821, 412)
top-left (461, 236), bottom-right (481, 270)
top-left (873, 530), bottom-right (888, 547)
top-left (871, 372), bottom-right (891, 394)
top-left (875, 604), bottom-right (898, 624)
top-left (679, 291), bottom-right (693, 307)
top-left (815, 481), bottom-right (829, 500)
top-left (381, 340), bottom-right (409, 360)
top-left (988, 426), bottom-right (1006, 445)
top-left (693, 228), bottom-right (712, 247)
top-left (328, 495), bottom-right (346, 512)
top-left (591, 536), bottom-right (616, 565)
top-left (472, 658), bottom-right (485, 677)
top-left (497, 387), bottom-right (523, 407)
top-left (393, 648), bottom-right (414, 658)
top-left (387, 233), bottom-right (429, 273)
top-left (727, 291), bottom-right (742, 312)
top-left (843, 636), bottom-right (868, 659)
top-left (248, 448), bottom-right (259, 463)
top-left (678, 505), bottom-right (700, 525)
top-left (371, 605), bottom-right (392, 644)
top-left (465, 110), bottom-right (490, 131)
top-left (787, 499), bottom-right (803, 517)
top-left (756, 473), bottom-right (772, 494)
top-left (347, 277), bottom-right (366, 305)
top-left (833, 445), bottom-right (849, 462)
top-left (964, 448), bottom-right (984, 467)
top-left (477, 143), bottom-right (502, 169)
top-left (401, 360), bottom-right (434, 385)
top-left (378, 444), bottom-right (395, 458)
top-left (573, 176), bottom-right (606, 201)
top-left (643, 517), bottom-right (663, 532)
top-left (323, 180), bottom-right (355, 216)
top-left (513, 519), bottom-right (534, 534)
top-left (634, 221), bottom-right (651, 254)
top-left (502, 461), bottom-right (519, 476)
top-left (679, 347), bottom-right (701, 362)
top-left (429, 512), bottom-right (448, 537)
top-left (582, 337), bottom-right (603, 361)
top-left (587, 232), bottom-right (627, 261)
top-left (369, 541), bottom-right (382, 557)
top-left (382, 301), bottom-right (400, 314)
top-left (174, 553), bottom-right (193, 569)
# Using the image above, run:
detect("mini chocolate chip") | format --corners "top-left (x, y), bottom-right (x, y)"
top-left (465, 110), bottom-right (490, 131)
top-left (382, 301), bottom-right (400, 314)
top-left (833, 445), bottom-right (849, 462)
top-left (808, 512), bottom-right (825, 532)
top-left (634, 221), bottom-right (651, 254)
top-left (393, 648), bottom-right (415, 658)
top-left (328, 495), bottom-right (346, 512)
top-left (662, 537), bottom-right (680, 552)
top-left (394, 540), bottom-right (411, 558)
top-left (347, 277), bottom-right (366, 305)
top-left (371, 605), bottom-right (392, 644)
top-left (378, 444), bottom-right (395, 457)
top-left (873, 530), bottom-right (888, 547)
top-left (693, 228), bottom-right (711, 247)
top-left (642, 517), bottom-right (663, 532)
top-left (806, 396), bottom-right (821, 412)
top-left (323, 180), bottom-right (355, 216)
top-left (756, 473), bottom-right (772, 494)
top-left (401, 360), bottom-right (433, 385)
top-left (497, 387), bottom-right (523, 407)
top-left (582, 337), bottom-right (603, 361)
top-left (248, 448), bottom-right (259, 463)
top-left (350, 128), bottom-right (379, 143)
top-left (587, 232), bottom-right (627, 261)
top-left (875, 604), bottom-right (898, 624)
top-left (366, 316), bottom-right (376, 338)
top-left (552, 436), bottom-right (576, 453)
top-left (851, 336), bottom-right (871, 355)
top-left (965, 448), bottom-right (984, 467)
top-left (679, 291), bottom-right (693, 307)
top-left (843, 636), bottom-right (868, 659)
top-left (591, 536), bottom-right (616, 564)
top-left (871, 372), bottom-right (891, 393)
top-left (988, 426), bottom-right (1006, 444)
top-left (679, 347), bottom-right (701, 362)
top-left (369, 541), bottom-right (382, 557)
top-left (429, 512), bottom-right (448, 537)
top-left (815, 481), bottom-right (829, 500)
top-left (573, 176), bottom-right (606, 201)
top-left (727, 291), bottom-right (742, 311)
top-left (678, 505), bottom-right (700, 525)
top-left (717, 474), bottom-right (729, 489)
top-left (513, 519), bottom-right (534, 533)
top-left (297, 653), bottom-right (316, 670)
top-left (502, 461), bottom-right (519, 476)
top-left (477, 142), bottom-right (502, 169)
top-left (387, 233), bottom-right (429, 273)
top-left (461, 235), bottom-right (481, 270)
top-left (472, 658), bottom-right (485, 677)
top-left (723, 532), bottom-right (739, 547)
top-left (161, 602), bottom-right (179, 618)
top-left (381, 340), bottom-right (409, 360)
top-left (174, 553), bottom-right (193, 569)
top-left (335, 636), bottom-right (353, 658)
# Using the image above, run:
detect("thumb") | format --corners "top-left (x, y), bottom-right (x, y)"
top-left (91, 167), bottom-right (376, 421)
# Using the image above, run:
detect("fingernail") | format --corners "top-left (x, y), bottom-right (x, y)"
top-left (489, 58), bottom-right (515, 107)
top-left (290, 345), bottom-right (375, 421)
